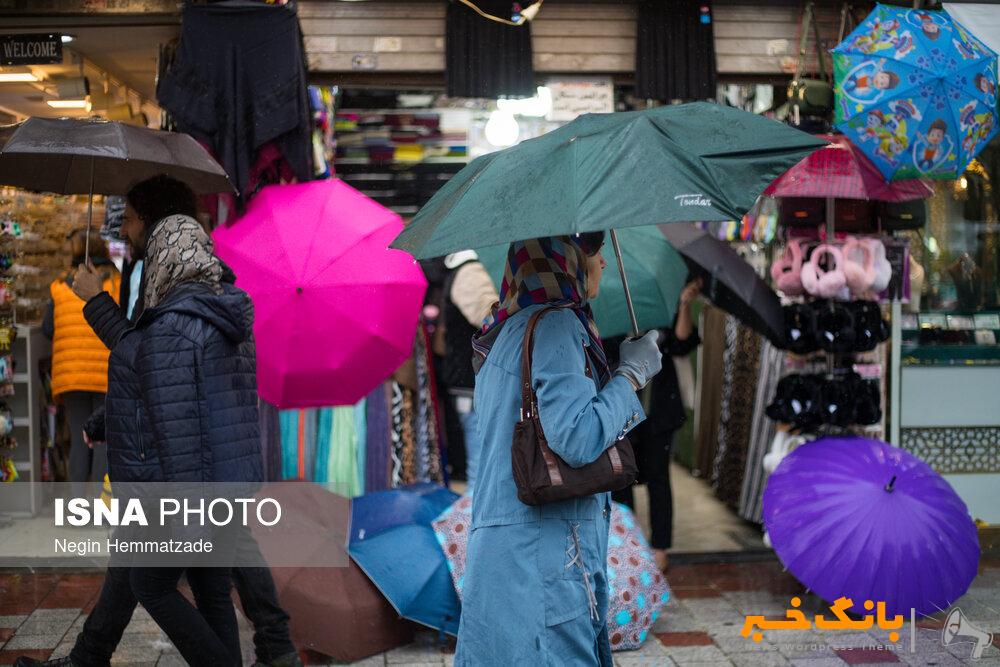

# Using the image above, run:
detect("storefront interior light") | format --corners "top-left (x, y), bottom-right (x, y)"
top-left (497, 86), bottom-right (552, 117)
top-left (0, 72), bottom-right (39, 83)
top-left (47, 99), bottom-right (91, 110)
top-left (61, 35), bottom-right (75, 43)
top-left (485, 110), bottom-right (520, 147)
top-left (959, 176), bottom-right (969, 190)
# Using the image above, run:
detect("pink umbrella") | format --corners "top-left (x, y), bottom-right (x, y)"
top-left (213, 179), bottom-right (427, 408)
top-left (765, 134), bottom-right (933, 202)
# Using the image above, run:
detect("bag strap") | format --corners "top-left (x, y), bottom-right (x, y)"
top-left (520, 305), bottom-right (564, 419)
top-left (794, 1), bottom-right (828, 82)
top-left (518, 304), bottom-right (625, 481)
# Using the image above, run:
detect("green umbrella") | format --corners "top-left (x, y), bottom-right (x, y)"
top-left (392, 102), bottom-right (826, 333)
top-left (476, 225), bottom-right (689, 338)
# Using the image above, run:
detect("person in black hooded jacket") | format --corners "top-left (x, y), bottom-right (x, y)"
top-left (112, 211), bottom-right (256, 666)
top-left (17, 177), bottom-right (299, 667)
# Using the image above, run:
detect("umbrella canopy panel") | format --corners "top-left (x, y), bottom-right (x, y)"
top-left (213, 179), bottom-right (428, 409)
top-left (833, 4), bottom-right (999, 181)
top-left (763, 437), bottom-right (979, 617)
top-left (0, 117), bottom-right (232, 195)
top-left (765, 134), bottom-right (933, 201)
top-left (392, 102), bottom-right (828, 260)
top-left (658, 223), bottom-right (786, 346)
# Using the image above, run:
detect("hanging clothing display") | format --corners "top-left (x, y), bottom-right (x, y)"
top-left (711, 315), bottom-right (738, 489)
top-left (713, 318), bottom-right (761, 509)
top-left (277, 325), bottom-right (444, 495)
top-left (365, 383), bottom-right (391, 493)
top-left (635, 0), bottom-right (717, 102)
top-left (738, 339), bottom-right (785, 524)
top-left (259, 399), bottom-right (282, 482)
top-left (693, 305), bottom-right (727, 477)
top-left (445, 0), bottom-right (537, 99)
top-left (156, 1), bottom-right (313, 210)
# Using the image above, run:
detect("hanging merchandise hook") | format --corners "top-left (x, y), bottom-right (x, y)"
top-left (457, 0), bottom-right (544, 26)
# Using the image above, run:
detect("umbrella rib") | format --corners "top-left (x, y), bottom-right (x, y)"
top-left (301, 221), bottom-right (400, 289)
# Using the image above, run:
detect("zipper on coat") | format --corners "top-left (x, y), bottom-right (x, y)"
top-left (135, 405), bottom-right (146, 461)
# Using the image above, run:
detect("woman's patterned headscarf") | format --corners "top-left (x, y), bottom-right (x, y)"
top-left (143, 214), bottom-right (224, 309)
top-left (472, 235), bottom-right (608, 383)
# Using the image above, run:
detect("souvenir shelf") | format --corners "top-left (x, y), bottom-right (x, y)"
top-left (0, 325), bottom-right (48, 516)
top-left (330, 108), bottom-right (469, 218)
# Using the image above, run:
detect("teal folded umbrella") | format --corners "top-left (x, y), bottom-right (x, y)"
top-left (392, 102), bottom-right (826, 333)
top-left (476, 225), bottom-right (689, 338)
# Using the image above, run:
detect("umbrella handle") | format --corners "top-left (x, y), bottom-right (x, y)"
top-left (610, 229), bottom-right (640, 338)
top-left (85, 156), bottom-right (94, 265)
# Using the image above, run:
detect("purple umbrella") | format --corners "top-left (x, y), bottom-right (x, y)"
top-left (763, 436), bottom-right (979, 617)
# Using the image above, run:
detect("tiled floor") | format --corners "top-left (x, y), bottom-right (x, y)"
top-left (637, 463), bottom-right (764, 554)
top-left (2, 560), bottom-right (999, 666)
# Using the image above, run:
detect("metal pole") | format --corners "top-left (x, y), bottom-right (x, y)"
top-left (610, 228), bottom-right (640, 337)
top-left (85, 157), bottom-right (94, 265)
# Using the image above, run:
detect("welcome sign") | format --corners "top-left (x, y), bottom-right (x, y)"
top-left (1, 33), bottom-right (63, 66)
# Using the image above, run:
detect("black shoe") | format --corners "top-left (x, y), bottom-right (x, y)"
top-left (253, 652), bottom-right (303, 667)
top-left (14, 657), bottom-right (80, 667)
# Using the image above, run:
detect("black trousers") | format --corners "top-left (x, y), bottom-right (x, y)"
top-left (70, 537), bottom-right (294, 666)
top-left (612, 425), bottom-right (675, 550)
top-left (129, 566), bottom-right (239, 667)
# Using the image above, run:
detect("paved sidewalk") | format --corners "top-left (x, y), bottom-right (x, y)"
top-left (2, 559), bottom-right (999, 666)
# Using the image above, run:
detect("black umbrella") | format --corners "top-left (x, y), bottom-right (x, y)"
top-left (0, 117), bottom-right (232, 258)
top-left (658, 223), bottom-right (786, 347)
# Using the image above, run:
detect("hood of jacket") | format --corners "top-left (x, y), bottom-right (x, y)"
top-left (142, 282), bottom-right (254, 344)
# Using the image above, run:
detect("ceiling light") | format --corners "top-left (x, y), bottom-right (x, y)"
top-left (47, 99), bottom-right (91, 110)
top-left (0, 72), bottom-right (39, 83)
top-left (61, 35), bottom-right (75, 43)
top-left (485, 111), bottom-right (519, 147)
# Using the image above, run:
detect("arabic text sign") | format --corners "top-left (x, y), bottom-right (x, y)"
top-left (742, 597), bottom-right (904, 643)
top-left (547, 78), bottom-right (615, 122)
top-left (1, 34), bottom-right (63, 66)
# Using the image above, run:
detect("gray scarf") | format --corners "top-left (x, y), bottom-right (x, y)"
top-left (143, 214), bottom-right (223, 309)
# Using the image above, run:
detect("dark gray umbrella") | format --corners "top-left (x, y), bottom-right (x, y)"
top-left (0, 117), bottom-right (233, 258)
top-left (658, 223), bottom-right (786, 347)
top-left (0, 117), bottom-right (232, 195)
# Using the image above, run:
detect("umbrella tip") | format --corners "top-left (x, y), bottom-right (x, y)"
top-left (884, 475), bottom-right (897, 493)
top-left (296, 287), bottom-right (303, 294)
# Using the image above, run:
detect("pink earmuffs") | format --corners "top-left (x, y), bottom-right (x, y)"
top-left (770, 240), bottom-right (805, 296)
top-left (842, 237), bottom-right (877, 295)
top-left (801, 244), bottom-right (848, 299)
top-left (866, 238), bottom-right (892, 292)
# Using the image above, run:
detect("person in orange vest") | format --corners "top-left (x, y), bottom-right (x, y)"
top-left (42, 228), bottom-right (121, 497)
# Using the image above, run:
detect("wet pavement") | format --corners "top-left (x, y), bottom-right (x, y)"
top-left (2, 559), bottom-right (999, 666)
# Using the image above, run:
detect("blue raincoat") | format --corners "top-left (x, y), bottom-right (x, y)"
top-left (455, 304), bottom-right (644, 666)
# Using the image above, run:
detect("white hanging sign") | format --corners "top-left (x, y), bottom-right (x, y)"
top-left (546, 78), bottom-right (614, 122)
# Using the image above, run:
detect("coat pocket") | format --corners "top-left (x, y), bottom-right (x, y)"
top-left (537, 518), bottom-right (600, 627)
top-left (135, 405), bottom-right (146, 461)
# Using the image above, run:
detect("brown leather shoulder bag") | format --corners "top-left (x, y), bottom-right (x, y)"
top-left (511, 306), bottom-right (638, 506)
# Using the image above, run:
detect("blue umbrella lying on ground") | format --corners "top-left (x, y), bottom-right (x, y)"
top-left (348, 483), bottom-right (462, 636)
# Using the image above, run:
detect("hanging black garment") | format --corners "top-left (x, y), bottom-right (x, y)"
top-left (635, 0), bottom-right (718, 102)
top-left (156, 1), bottom-right (312, 207)
top-left (446, 0), bottom-right (536, 99)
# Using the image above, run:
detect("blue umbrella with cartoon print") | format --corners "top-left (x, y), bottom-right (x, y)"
top-left (832, 3), bottom-right (998, 180)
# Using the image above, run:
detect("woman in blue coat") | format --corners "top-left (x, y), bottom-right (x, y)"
top-left (456, 234), bottom-right (663, 666)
